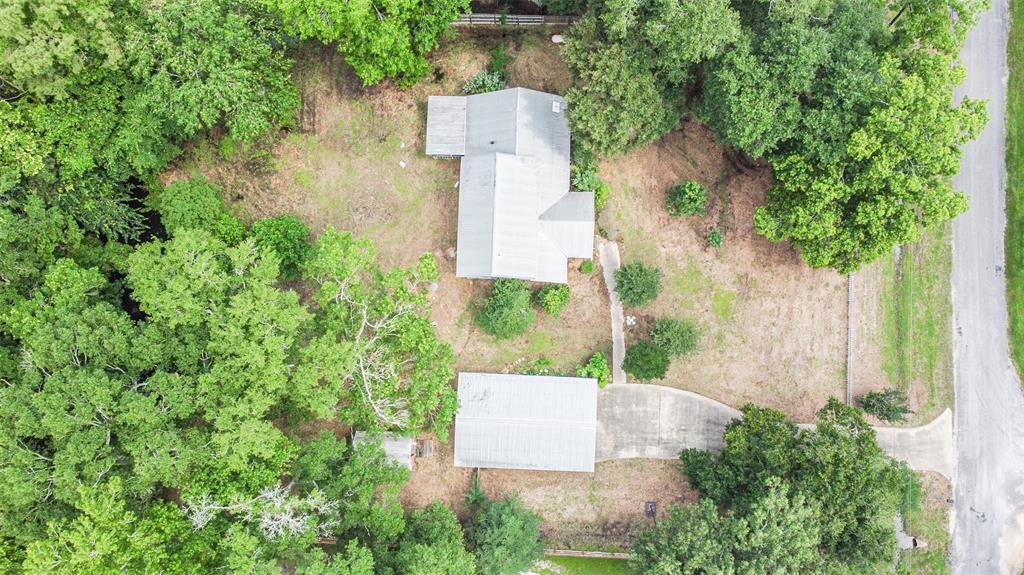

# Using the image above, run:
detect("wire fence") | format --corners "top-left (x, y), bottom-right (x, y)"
top-left (454, 13), bottom-right (579, 26)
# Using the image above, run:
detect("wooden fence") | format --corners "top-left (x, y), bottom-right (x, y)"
top-left (545, 549), bottom-right (631, 560)
top-left (454, 13), bottom-right (578, 26)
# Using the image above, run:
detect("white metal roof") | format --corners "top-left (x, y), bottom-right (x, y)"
top-left (454, 372), bottom-right (598, 472)
top-left (353, 432), bottom-right (414, 469)
top-left (428, 88), bottom-right (592, 283)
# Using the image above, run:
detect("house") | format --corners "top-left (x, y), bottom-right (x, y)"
top-left (352, 431), bottom-right (414, 470)
top-left (453, 372), bottom-right (598, 472)
top-left (425, 88), bottom-right (594, 284)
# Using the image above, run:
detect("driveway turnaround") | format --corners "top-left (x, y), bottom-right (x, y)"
top-left (950, 0), bottom-right (1024, 570)
top-left (596, 384), bottom-right (954, 479)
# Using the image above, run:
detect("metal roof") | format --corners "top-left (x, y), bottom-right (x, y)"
top-left (353, 432), bottom-right (414, 469)
top-left (427, 88), bottom-right (593, 283)
top-left (454, 372), bottom-right (598, 472)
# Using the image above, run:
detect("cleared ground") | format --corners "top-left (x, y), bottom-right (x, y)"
top-left (532, 557), bottom-right (630, 575)
top-left (598, 124), bottom-right (848, 422)
top-left (853, 224), bottom-right (954, 426)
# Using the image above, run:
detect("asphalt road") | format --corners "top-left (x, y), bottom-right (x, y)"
top-left (951, 0), bottom-right (1024, 571)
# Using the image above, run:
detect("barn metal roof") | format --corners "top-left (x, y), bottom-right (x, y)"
top-left (454, 372), bottom-right (598, 472)
top-left (353, 432), bottom-right (414, 470)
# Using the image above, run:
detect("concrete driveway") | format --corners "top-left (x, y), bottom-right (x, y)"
top-left (950, 0), bottom-right (1024, 571)
top-left (595, 384), bottom-right (953, 478)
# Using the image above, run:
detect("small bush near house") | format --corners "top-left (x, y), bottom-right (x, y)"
top-left (536, 284), bottom-right (570, 316)
top-left (707, 229), bottom-right (724, 248)
top-left (251, 214), bottom-right (310, 280)
top-left (652, 318), bottom-right (700, 358)
top-left (615, 262), bottom-right (663, 307)
top-left (580, 260), bottom-right (595, 274)
top-left (860, 388), bottom-right (914, 423)
top-left (477, 279), bottom-right (536, 339)
top-left (667, 181), bottom-right (708, 217)
top-left (464, 70), bottom-right (505, 95)
top-left (489, 45), bottom-right (512, 76)
top-left (577, 352), bottom-right (611, 387)
top-left (152, 177), bottom-right (245, 244)
top-left (571, 160), bottom-right (610, 211)
top-left (623, 340), bottom-right (670, 381)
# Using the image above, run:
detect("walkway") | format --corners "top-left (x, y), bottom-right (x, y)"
top-left (596, 237), bottom-right (626, 386)
top-left (596, 384), bottom-right (954, 479)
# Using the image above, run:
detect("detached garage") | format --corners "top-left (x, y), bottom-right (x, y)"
top-left (454, 372), bottom-right (598, 473)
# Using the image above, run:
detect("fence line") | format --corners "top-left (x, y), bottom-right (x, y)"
top-left (545, 549), bottom-right (630, 560)
top-left (454, 13), bottom-right (578, 26)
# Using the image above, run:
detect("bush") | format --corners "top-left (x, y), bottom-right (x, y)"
top-left (571, 161), bottom-right (610, 211)
top-left (489, 45), bottom-right (512, 76)
top-left (623, 340), bottom-right (670, 381)
top-left (535, 284), bottom-right (570, 316)
top-left (652, 318), bottom-right (700, 358)
top-left (251, 214), bottom-right (310, 280)
top-left (615, 262), bottom-right (663, 307)
top-left (667, 181), bottom-right (708, 217)
top-left (464, 70), bottom-right (505, 95)
top-left (707, 229), bottom-right (724, 248)
top-left (477, 279), bottom-right (536, 339)
top-left (860, 388), bottom-right (913, 423)
top-left (154, 177), bottom-right (244, 244)
top-left (580, 260), bottom-right (595, 274)
top-left (466, 494), bottom-right (543, 575)
top-left (576, 352), bottom-right (611, 387)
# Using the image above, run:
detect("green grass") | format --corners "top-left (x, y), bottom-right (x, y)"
top-left (711, 288), bottom-right (737, 321)
top-left (535, 556), bottom-right (631, 575)
top-left (879, 223), bottom-right (954, 421)
top-left (1007, 0), bottom-right (1024, 379)
top-left (898, 475), bottom-right (950, 575)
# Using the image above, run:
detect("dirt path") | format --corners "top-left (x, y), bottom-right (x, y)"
top-left (596, 384), bottom-right (953, 479)
top-left (949, 0), bottom-right (1024, 570)
top-left (597, 237), bottom-right (626, 386)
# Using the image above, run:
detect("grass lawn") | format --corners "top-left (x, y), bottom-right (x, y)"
top-left (1007, 0), bottom-right (1024, 378)
top-left (899, 473), bottom-right (952, 575)
top-left (534, 556), bottom-right (631, 575)
top-left (877, 223), bottom-right (954, 423)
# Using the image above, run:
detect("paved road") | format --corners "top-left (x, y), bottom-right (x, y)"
top-left (951, 0), bottom-right (1024, 571)
top-left (595, 384), bottom-right (954, 478)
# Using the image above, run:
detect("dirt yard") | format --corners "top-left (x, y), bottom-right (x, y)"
top-left (400, 434), bottom-right (696, 551)
top-left (598, 123), bottom-right (848, 422)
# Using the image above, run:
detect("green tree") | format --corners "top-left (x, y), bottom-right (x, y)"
top-left (152, 178), bottom-right (244, 244)
top-left (651, 318), bottom-right (700, 357)
top-left (614, 262), bottom-right (663, 307)
top-left (268, 0), bottom-right (468, 86)
top-left (859, 388), bottom-right (913, 423)
top-left (623, 340), bottom-right (670, 381)
top-left (251, 214), bottom-right (311, 280)
top-left (535, 284), bottom-right (570, 317)
top-left (476, 279), bottom-right (536, 339)
top-left (466, 495), bottom-right (543, 575)
top-left (628, 499), bottom-right (735, 575)
top-left (391, 503), bottom-right (476, 575)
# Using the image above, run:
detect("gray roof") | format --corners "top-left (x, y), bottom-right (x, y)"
top-left (353, 432), bottom-right (414, 469)
top-left (454, 372), bottom-right (598, 472)
top-left (427, 88), bottom-right (593, 283)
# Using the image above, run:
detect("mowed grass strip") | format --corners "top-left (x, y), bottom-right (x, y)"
top-left (535, 556), bottom-right (631, 575)
top-left (1007, 0), bottom-right (1024, 378)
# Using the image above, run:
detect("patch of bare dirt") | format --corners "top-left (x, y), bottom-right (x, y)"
top-left (599, 122), bottom-right (848, 422)
top-left (400, 435), bottom-right (695, 550)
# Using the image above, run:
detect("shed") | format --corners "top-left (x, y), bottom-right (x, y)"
top-left (353, 432), bottom-right (414, 470)
top-left (454, 372), bottom-right (598, 472)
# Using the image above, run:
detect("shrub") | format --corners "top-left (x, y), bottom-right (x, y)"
top-left (153, 177), bottom-right (244, 244)
top-left (623, 340), bottom-right (670, 381)
top-left (576, 352), bottom-right (611, 387)
top-left (489, 45), bottom-right (512, 76)
top-left (464, 69), bottom-right (505, 95)
top-left (466, 494), bottom-right (543, 575)
top-left (251, 214), bottom-right (310, 280)
top-left (477, 279), bottom-right (536, 339)
top-left (535, 284), bottom-right (570, 316)
top-left (859, 388), bottom-right (913, 423)
top-left (652, 318), bottom-right (700, 358)
top-left (571, 162), bottom-right (602, 192)
top-left (707, 229), bottom-right (724, 248)
top-left (580, 260), bottom-right (595, 274)
top-left (521, 357), bottom-right (556, 376)
top-left (667, 181), bottom-right (708, 217)
top-left (615, 262), bottom-right (663, 307)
